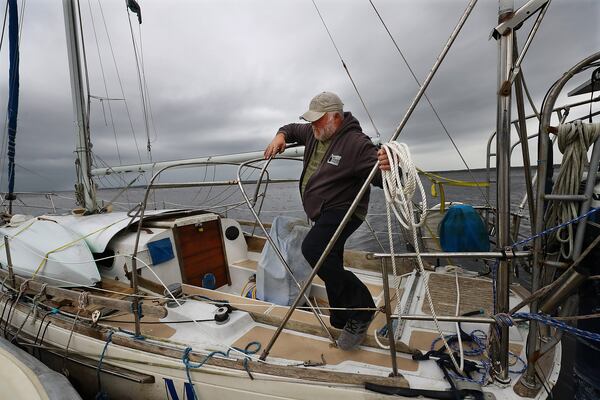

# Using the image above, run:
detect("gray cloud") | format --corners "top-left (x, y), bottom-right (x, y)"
top-left (0, 0), bottom-right (598, 191)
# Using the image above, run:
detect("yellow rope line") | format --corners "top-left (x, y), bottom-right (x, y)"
top-left (0, 218), bottom-right (38, 248)
top-left (418, 169), bottom-right (490, 187)
top-left (418, 169), bottom-right (489, 212)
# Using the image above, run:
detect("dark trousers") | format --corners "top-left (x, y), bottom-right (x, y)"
top-left (301, 209), bottom-right (376, 329)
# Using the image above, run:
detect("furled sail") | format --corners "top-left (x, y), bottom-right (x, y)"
top-left (6, 0), bottom-right (20, 208)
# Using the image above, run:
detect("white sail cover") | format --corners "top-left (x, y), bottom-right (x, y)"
top-left (0, 217), bottom-right (100, 287)
top-left (48, 210), bottom-right (175, 253)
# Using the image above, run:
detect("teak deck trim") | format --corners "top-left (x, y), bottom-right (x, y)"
top-left (0, 269), bottom-right (167, 318)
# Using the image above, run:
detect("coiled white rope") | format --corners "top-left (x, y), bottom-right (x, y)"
top-left (547, 121), bottom-right (600, 259)
top-left (454, 269), bottom-right (464, 372)
top-left (381, 141), bottom-right (463, 373)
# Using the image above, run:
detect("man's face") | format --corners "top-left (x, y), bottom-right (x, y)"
top-left (311, 113), bottom-right (337, 142)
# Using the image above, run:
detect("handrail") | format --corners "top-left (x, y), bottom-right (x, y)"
top-left (525, 50), bottom-right (600, 388)
top-left (129, 159), bottom-right (272, 336)
top-left (370, 251), bottom-right (531, 259)
top-left (484, 96), bottom-right (600, 237)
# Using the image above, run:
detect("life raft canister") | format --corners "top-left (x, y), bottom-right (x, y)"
top-left (439, 204), bottom-right (490, 252)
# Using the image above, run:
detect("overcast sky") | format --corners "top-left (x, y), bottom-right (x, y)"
top-left (0, 0), bottom-right (598, 191)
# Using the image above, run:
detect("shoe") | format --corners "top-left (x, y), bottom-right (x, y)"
top-left (337, 318), bottom-right (372, 351)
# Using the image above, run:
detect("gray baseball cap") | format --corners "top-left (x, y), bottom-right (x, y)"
top-left (300, 91), bottom-right (344, 122)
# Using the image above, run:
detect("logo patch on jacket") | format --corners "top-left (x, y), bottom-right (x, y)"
top-left (327, 154), bottom-right (341, 166)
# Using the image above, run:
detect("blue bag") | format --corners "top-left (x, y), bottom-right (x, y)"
top-left (439, 204), bottom-right (490, 252)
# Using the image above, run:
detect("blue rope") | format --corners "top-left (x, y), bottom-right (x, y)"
top-left (440, 209), bottom-right (600, 384)
top-left (429, 330), bottom-right (489, 385)
top-left (182, 341), bottom-right (261, 399)
top-left (116, 327), bottom-right (145, 340)
top-left (430, 328), bottom-right (527, 384)
top-left (430, 331), bottom-right (486, 356)
top-left (491, 261), bottom-right (499, 315)
top-left (95, 331), bottom-right (114, 400)
top-left (508, 352), bottom-right (527, 374)
top-left (513, 312), bottom-right (600, 342)
top-left (511, 207), bottom-right (599, 249)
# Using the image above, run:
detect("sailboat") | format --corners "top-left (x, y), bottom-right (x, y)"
top-left (0, 0), bottom-right (599, 399)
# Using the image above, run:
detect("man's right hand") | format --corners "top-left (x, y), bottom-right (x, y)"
top-left (264, 132), bottom-right (286, 159)
top-left (377, 148), bottom-right (391, 171)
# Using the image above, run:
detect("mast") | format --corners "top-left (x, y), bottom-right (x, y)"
top-left (6, 0), bottom-right (20, 214)
top-left (63, 0), bottom-right (97, 212)
top-left (492, 0), bottom-right (514, 383)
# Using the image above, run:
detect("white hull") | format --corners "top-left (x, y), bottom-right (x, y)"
top-left (0, 336), bottom-right (81, 400)
top-left (0, 268), bottom-right (560, 400)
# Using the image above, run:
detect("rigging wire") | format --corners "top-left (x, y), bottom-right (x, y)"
top-left (96, 0), bottom-right (143, 165)
top-left (203, 166), bottom-right (254, 207)
top-left (93, 154), bottom-right (138, 190)
top-left (310, 0), bottom-right (380, 138)
top-left (12, 163), bottom-right (64, 186)
top-left (520, 65), bottom-right (540, 120)
top-left (125, 8), bottom-right (152, 162)
top-left (137, 23), bottom-right (159, 146)
top-left (86, 0), bottom-right (132, 206)
top-left (189, 163), bottom-right (211, 204)
top-left (86, 0), bottom-right (123, 166)
top-left (0, 1), bottom-right (7, 52)
top-left (368, 0), bottom-right (492, 210)
top-left (126, 5), bottom-right (157, 207)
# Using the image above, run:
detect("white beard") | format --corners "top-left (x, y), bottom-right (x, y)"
top-left (312, 115), bottom-right (337, 142)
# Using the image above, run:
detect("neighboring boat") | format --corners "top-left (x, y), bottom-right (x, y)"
top-left (0, 1), bottom-right (599, 400)
top-left (0, 337), bottom-right (81, 400)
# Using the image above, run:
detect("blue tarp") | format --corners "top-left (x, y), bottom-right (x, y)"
top-left (439, 204), bottom-right (490, 252)
top-left (147, 238), bottom-right (174, 265)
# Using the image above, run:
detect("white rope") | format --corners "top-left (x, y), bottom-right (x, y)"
top-left (547, 121), bottom-right (600, 259)
top-left (381, 141), bottom-right (462, 373)
top-left (454, 269), bottom-right (464, 372)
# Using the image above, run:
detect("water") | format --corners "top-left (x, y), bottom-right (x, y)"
top-left (6, 166), bottom-right (534, 285)
top-left (6, 167), bottom-right (533, 255)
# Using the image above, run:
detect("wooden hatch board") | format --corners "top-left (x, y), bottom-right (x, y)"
top-left (172, 219), bottom-right (231, 288)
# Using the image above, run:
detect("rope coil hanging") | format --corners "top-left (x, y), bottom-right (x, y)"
top-left (546, 121), bottom-right (600, 259)
top-left (381, 141), bottom-right (465, 374)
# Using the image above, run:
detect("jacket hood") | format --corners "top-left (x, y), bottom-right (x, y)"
top-left (335, 112), bottom-right (363, 138)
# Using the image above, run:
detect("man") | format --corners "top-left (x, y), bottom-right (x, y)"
top-left (264, 91), bottom-right (390, 350)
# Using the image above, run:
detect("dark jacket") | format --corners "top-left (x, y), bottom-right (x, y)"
top-left (279, 112), bottom-right (382, 220)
